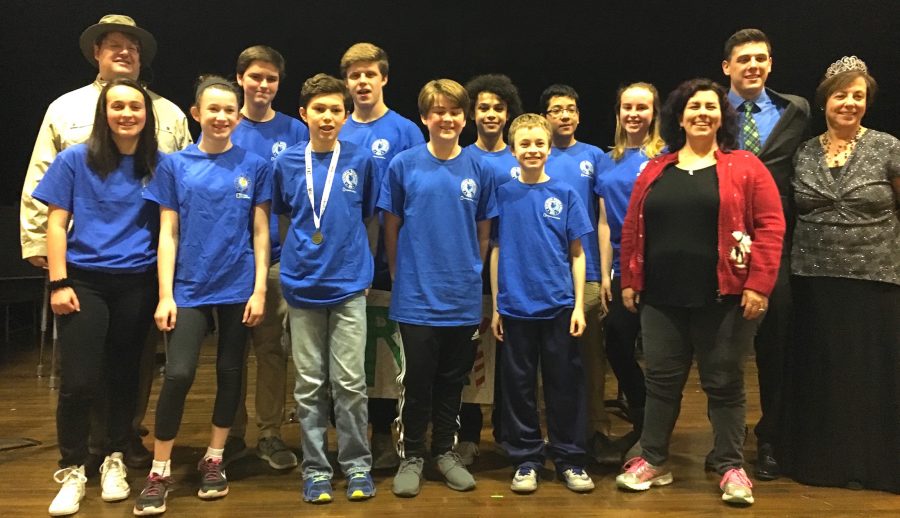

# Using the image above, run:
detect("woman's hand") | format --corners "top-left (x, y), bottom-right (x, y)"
top-left (741, 289), bottom-right (769, 320)
top-left (243, 291), bottom-right (266, 327)
top-left (622, 287), bottom-right (640, 313)
top-left (570, 306), bottom-right (586, 337)
top-left (50, 287), bottom-right (79, 315)
top-left (155, 296), bottom-right (178, 331)
top-left (491, 311), bottom-right (504, 342)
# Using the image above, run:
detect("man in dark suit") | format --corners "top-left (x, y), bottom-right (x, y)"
top-left (721, 28), bottom-right (810, 481)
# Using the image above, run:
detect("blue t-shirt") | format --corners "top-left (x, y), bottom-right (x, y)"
top-left (546, 141), bottom-right (610, 281)
top-left (465, 144), bottom-right (522, 189)
top-left (378, 144), bottom-right (498, 326)
top-left (230, 112), bottom-right (308, 263)
top-left (340, 110), bottom-right (425, 185)
top-left (496, 178), bottom-right (592, 319)
top-left (32, 144), bottom-right (160, 273)
top-left (143, 144), bottom-right (272, 307)
top-left (594, 148), bottom-right (653, 277)
top-left (272, 140), bottom-right (378, 308)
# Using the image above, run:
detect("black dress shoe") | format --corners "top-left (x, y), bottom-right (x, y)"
top-left (125, 435), bottom-right (153, 469)
top-left (755, 443), bottom-right (779, 480)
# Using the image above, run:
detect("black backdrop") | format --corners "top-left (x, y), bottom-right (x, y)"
top-left (2, 0), bottom-right (898, 208)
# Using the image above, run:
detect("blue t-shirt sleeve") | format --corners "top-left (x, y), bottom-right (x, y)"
top-left (476, 161), bottom-right (498, 221)
top-left (567, 188), bottom-right (593, 241)
top-left (271, 161), bottom-right (289, 216)
top-left (377, 157), bottom-right (404, 217)
top-left (402, 120), bottom-right (425, 148)
top-left (143, 156), bottom-right (178, 211)
top-left (362, 156), bottom-right (379, 218)
top-left (254, 161), bottom-right (273, 206)
top-left (592, 149), bottom-right (612, 197)
top-left (32, 149), bottom-right (77, 211)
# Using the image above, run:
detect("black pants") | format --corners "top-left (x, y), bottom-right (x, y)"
top-left (57, 267), bottom-right (156, 467)
top-left (396, 323), bottom-right (477, 458)
top-left (154, 304), bottom-right (248, 441)
top-left (605, 276), bottom-right (646, 426)
top-left (754, 258), bottom-right (791, 448)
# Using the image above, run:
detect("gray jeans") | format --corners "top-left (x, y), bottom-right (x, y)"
top-left (639, 300), bottom-right (758, 474)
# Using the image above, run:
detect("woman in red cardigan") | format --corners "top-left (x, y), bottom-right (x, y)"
top-left (613, 78), bottom-right (785, 507)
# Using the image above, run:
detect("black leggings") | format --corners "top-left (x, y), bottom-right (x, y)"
top-left (56, 267), bottom-right (156, 467)
top-left (605, 276), bottom-right (646, 422)
top-left (154, 304), bottom-right (248, 441)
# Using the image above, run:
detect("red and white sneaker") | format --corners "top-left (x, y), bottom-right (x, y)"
top-left (615, 457), bottom-right (673, 491)
top-left (720, 467), bottom-right (754, 505)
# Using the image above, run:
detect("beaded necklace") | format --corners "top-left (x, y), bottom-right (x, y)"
top-left (820, 127), bottom-right (864, 168)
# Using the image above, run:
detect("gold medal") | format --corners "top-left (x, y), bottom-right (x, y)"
top-left (312, 231), bottom-right (324, 245)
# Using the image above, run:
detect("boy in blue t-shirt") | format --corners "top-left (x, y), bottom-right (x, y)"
top-left (338, 42), bottom-right (424, 470)
top-left (491, 113), bottom-right (594, 494)
top-left (378, 79), bottom-right (497, 497)
top-left (272, 74), bottom-right (378, 503)
top-left (541, 84), bottom-right (618, 463)
top-left (226, 44), bottom-right (308, 471)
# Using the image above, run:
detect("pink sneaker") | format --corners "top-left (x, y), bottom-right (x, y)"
top-left (720, 467), bottom-right (754, 505)
top-left (615, 457), bottom-right (673, 491)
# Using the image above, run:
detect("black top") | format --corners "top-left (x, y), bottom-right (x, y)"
top-left (642, 163), bottom-right (720, 307)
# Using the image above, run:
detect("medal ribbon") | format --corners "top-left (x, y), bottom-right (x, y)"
top-left (304, 142), bottom-right (341, 235)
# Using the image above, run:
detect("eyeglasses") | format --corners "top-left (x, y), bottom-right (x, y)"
top-left (546, 106), bottom-right (578, 117)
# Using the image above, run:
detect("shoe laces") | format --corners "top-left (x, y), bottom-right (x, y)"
top-left (142, 474), bottom-right (170, 497)
top-left (311, 475), bottom-right (331, 485)
top-left (515, 467), bottom-right (534, 478)
top-left (399, 457), bottom-right (423, 473)
top-left (349, 472), bottom-right (369, 481)
top-left (622, 456), bottom-right (649, 473)
top-left (100, 455), bottom-right (126, 476)
top-left (441, 451), bottom-right (464, 465)
top-left (566, 467), bottom-right (587, 477)
top-left (199, 458), bottom-right (224, 482)
top-left (721, 468), bottom-right (753, 490)
top-left (53, 467), bottom-right (87, 485)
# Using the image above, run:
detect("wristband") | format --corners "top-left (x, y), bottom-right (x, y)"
top-left (49, 278), bottom-right (74, 292)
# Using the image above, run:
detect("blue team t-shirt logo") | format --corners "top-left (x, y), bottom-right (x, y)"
top-left (271, 141), bottom-right (288, 160)
top-left (234, 175), bottom-right (252, 200)
top-left (460, 178), bottom-right (477, 202)
top-left (544, 196), bottom-right (563, 219)
top-left (579, 160), bottom-right (594, 178)
top-left (637, 160), bottom-right (649, 176)
top-left (342, 169), bottom-right (359, 192)
top-left (371, 139), bottom-right (390, 158)
top-left (510, 167), bottom-right (521, 180)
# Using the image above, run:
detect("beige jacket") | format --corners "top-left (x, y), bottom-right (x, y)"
top-left (19, 78), bottom-right (192, 259)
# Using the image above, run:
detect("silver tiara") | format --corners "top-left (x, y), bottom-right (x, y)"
top-left (825, 56), bottom-right (868, 78)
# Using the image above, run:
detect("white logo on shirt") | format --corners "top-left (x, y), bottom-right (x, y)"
top-left (510, 167), bottom-right (521, 180)
top-left (271, 141), bottom-right (287, 160)
top-left (372, 139), bottom-right (390, 158)
top-left (544, 197), bottom-right (563, 219)
top-left (637, 160), bottom-right (649, 176)
top-left (342, 169), bottom-right (359, 192)
top-left (580, 160), bottom-right (594, 177)
top-left (460, 178), bottom-right (478, 201)
top-left (234, 175), bottom-right (252, 200)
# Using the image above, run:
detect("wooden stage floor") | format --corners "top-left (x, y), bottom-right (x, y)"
top-left (1, 340), bottom-right (896, 517)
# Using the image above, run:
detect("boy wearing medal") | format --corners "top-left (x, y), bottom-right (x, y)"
top-left (271, 74), bottom-right (379, 503)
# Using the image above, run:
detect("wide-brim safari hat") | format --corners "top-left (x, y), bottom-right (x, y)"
top-left (79, 14), bottom-right (157, 67)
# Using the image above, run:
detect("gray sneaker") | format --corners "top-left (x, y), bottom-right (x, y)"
top-left (257, 436), bottom-right (298, 470)
top-left (454, 441), bottom-right (479, 466)
top-left (371, 432), bottom-right (401, 469)
top-left (392, 457), bottom-right (424, 497)
top-left (435, 451), bottom-right (476, 491)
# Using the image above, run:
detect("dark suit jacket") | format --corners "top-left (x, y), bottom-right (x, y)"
top-left (757, 88), bottom-right (810, 247)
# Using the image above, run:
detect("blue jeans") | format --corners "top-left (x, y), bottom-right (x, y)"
top-left (289, 293), bottom-right (371, 479)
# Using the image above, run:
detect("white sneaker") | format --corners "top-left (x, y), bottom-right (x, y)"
top-left (100, 452), bottom-right (130, 502)
top-left (48, 466), bottom-right (86, 516)
top-left (511, 466), bottom-right (538, 493)
top-left (561, 467), bottom-right (595, 492)
top-left (455, 441), bottom-right (480, 466)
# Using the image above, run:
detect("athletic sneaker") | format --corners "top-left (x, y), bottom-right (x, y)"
top-left (346, 471), bottom-right (376, 500)
top-left (371, 432), bottom-right (401, 469)
top-left (100, 452), bottom-right (130, 502)
top-left (561, 467), bottom-right (595, 492)
top-left (197, 457), bottom-right (229, 499)
top-left (392, 456), bottom-right (424, 497)
top-left (435, 451), bottom-right (476, 491)
top-left (48, 466), bottom-right (86, 516)
top-left (303, 475), bottom-right (333, 504)
top-left (257, 436), bottom-right (298, 470)
top-left (133, 473), bottom-right (170, 516)
top-left (455, 441), bottom-right (480, 466)
top-left (510, 466), bottom-right (538, 493)
top-left (720, 467), bottom-right (754, 505)
top-left (616, 457), bottom-right (673, 491)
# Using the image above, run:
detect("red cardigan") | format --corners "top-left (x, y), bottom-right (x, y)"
top-left (620, 150), bottom-right (785, 297)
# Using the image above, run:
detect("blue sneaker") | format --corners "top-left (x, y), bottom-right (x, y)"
top-left (346, 471), bottom-right (376, 500)
top-left (303, 475), bottom-right (333, 504)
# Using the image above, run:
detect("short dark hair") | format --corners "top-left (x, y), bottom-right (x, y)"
top-left (300, 73), bottom-right (352, 112)
top-left (814, 70), bottom-right (878, 109)
top-left (464, 74), bottom-right (523, 121)
top-left (193, 74), bottom-right (241, 106)
top-left (236, 45), bottom-right (286, 78)
top-left (660, 78), bottom-right (739, 152)
top-left (723, 28), bottom-right (771, 60)
top-left (539, 84), bottom-right (579, 113)
top-left (87, 78), bottom-right (158, 179)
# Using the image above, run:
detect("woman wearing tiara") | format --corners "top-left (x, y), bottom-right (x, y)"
top-left (786, 56), bottom-right (899, 494)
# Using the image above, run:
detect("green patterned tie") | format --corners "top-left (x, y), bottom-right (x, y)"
top-left (741, 101), bottom-right (762, 155)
